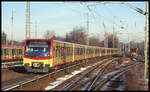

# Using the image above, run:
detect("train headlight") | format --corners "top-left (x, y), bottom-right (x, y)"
top-left (44, 53), bottom-right (50, 57)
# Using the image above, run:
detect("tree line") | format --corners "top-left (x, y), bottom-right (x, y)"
top-left (43, 26), bottom-right (119, 48)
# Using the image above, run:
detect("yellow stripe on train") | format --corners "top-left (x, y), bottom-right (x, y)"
top-left (23, 58), bottom-right (53, 67)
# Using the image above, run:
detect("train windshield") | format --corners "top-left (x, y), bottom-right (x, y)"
top-left (131, 48), bottom-right (136, 52)
top-left (25, 40), bottom-right (50, 58)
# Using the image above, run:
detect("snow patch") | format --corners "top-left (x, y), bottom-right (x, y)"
top-left (45, 65), bottom-right (91, 90)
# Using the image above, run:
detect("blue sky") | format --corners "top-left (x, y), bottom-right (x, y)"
top-left (2, 1), bottom-right (146, 43)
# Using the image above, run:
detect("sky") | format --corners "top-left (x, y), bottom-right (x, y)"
top-left (2, 1), bottom-right (146, 43)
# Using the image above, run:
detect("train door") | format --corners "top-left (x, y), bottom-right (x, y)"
top-left (58, 43), bottom-right (65, 65)
top-left (16, 48), bottom-right (19, 59)
top-left (2, 48), bottom-right (4, 60)
top-left (12, 48), bottom-right (17, 59)
top-left (4, 48), bottom-right (9, 60)
top-left (62, 43), bottom-right (66, 64)
top-left (19, 48), bottom-right (23, 58)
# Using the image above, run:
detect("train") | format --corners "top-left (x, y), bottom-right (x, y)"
top-left (1, 45), bottom-right (23, 62)
top-left (23, 39), bottom-right (119, 73)
top-left (129, 48), bottom-right (138, 57)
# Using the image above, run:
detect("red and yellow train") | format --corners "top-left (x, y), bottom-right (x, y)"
top-left (23, 39), bottom-right (119, 73)
top-left (130, 48), bottom-right (138, 57)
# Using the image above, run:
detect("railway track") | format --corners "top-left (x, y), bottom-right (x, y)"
top-left (92, 62), bottom-right (140, 91)
top-left (2, 61), bottom-right (23, 69)
top-left (51, 57), bottom-right (139, 91)
top-left (57, 58), bottom-right (118, 91)
top-left (2, 57), bottom-right (112, 91)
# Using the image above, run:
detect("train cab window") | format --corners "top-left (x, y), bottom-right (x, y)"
top-left (25, 40), bottom-right (51, 58)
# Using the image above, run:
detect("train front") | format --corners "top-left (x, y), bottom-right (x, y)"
top-left (23, 39), bottom-right (53, 73)
top-left (130, 48), bottom-right (138, 57)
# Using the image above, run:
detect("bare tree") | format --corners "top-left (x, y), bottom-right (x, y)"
top-left (65, 26), bottom-right (87, 44)
top-left (43, 30), bottom-right (56, 39)
top-left (89, 33), bottom-right (101, 46)
top-left (102, 33), bottom-right (119, 48)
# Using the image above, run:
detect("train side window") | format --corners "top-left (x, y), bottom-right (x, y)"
top-left (71, 47), bottom-right (73, 55)
top-left (102, 49), bottom-right (105, 54)
top-left (19, 49), bottom-right (22, 54)
top-left (83, 48), bottom-right (85, 54)
top-left (86, 49), bottom-right (88, 54)
top-left (66, 47), bottom-right (68, 55)
top-left (56, 46), bottom-right (59, 57)
top-left (2, 49), bottom-right (3, 55)
top-left (79, 48), bottom-right (81, 55)
top-left (77, 48), bottom-right (78, 55)
top-left (12, 49), bottom-right (16, 55)
top-left (60, 47), bottom-right (65, 56)
top-left (67, 47), bottom-right (70, 56)
top-left (76, 48), bottom-right (78, 55)
top-left (70, 47), bottom-right (72, 55)
top-left (79, 48), bottom-right (80, 55)
top-left (4, 49), bottom-right (8, 55)
top-left (77, 48), bottom-right (79, 55)
top-left (69, 47), bottom-right (71, 55)
top-left (81, 48), bottom-right (83, 55)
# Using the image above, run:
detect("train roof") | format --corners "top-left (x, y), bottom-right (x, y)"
top-left (54, 40), bottom-right (97, 47)
top-left (53, 40), bottom-right (112, 49)
top-left (25, 39), bottom-right (118, 50)
top-left (2, 45), bottom-right (23, 48)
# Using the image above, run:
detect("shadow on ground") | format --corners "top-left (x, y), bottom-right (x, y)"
top-left (8, 66), bottom-right (27, 73)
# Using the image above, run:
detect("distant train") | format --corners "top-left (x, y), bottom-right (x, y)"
top-left (1, 45), bottom-right (23, 62)
top-left (23, 39), bottom-right (120, 73)
top-left (130, 48), bottom-right (138, 57)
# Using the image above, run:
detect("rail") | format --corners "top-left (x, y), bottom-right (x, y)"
top-left (2, 61), bottom-right (23, 69)
top-left (2, 57), bottom-right (109, 91)
top-left (93, 62), bottom-right (140, 90)
top-left (60, 58), bottom-right (117, 90)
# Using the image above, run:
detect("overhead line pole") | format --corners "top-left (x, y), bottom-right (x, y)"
top-left (35, 21), bottom-right (37, 39)
top-left (26, 1), bottom-right (30, 39)
top-left (11, 9), bottom-right (14, 45)
top-left (113, 16), bottom-right (115, 48)
top-left (123, 1), bottom-right (149, 83)
top-left (86, 12), bottom-right (89, 45)
top-left (144, 2), bottom-right (149, 83)
top-left (103, 21), bottom-right (108, 48)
